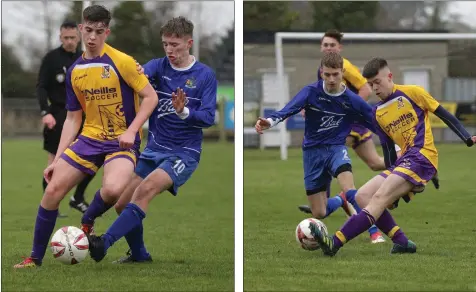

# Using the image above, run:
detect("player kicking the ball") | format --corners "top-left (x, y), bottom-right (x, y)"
top-left (255, 52), bottom-right (383, 240)
top-left (309, 57), bottom-right (475, 257)
top-left (14, 5), bottom-right (159, 268)
top-left (87, 16), bottom-right (218, 263)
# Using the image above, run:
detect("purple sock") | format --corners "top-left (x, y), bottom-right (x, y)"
top-left (81, 190), bottom-right (114, 225)
top-left (375, 209), bottom-right (409, 246)
top-left (31, 205), bottom-right (59, 262)
top-left (333, 209), bottom-right (375, 248)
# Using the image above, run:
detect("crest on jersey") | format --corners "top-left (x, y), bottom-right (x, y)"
top-left (101, 65), bottom-right (111, 79)
top-left (397, 96), bottom-right (405, 109)
top-left (185, 77), bottom-right (196, 88)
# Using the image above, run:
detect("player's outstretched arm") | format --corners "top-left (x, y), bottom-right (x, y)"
top-left (175, 72), bottom-right (217, 128)
top-left (433, 106), bottom-right (474, 147)
top-left (265, 86), bottom-right (310, 129)
top-left (412, 86), bottom-right (474, 147)
top-left (346, 93), bottom-right (377, 133)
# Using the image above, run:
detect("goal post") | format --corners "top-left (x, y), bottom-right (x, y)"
top-left (274, 32), bottom-right (476, 160)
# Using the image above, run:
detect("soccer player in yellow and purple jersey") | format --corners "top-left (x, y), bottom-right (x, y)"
top-left (310, 57), bottom-right (475, 257)
top-left (14, 4), bottom-right (159, 268)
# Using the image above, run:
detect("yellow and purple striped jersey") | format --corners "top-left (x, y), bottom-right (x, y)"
top-left (373, 84), bottom-right (440, 169)
top-left (65, 44), bottom-right (149, 142)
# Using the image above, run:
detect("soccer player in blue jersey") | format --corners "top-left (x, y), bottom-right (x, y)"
top-left (14, 5), bottom-right (159, 268)
top-left (255, 52), bottom-right (381, 236)
top-left (310, 57), bottom-right (475, 257)
top-left (87, 16), bottom-right (217, 263)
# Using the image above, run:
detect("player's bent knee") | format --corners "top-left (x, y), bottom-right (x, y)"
top-left (101, 183), bottom-right (125, 202)
top-left (42, 183), bottom-right (65, 207)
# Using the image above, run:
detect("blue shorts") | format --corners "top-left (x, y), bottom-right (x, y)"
top-left (303, 145), bottom-right (352, 194)
top-left (135, 148), bottom-right (199, 195)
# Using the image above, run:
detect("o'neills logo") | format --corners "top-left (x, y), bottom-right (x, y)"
top-left (82, 87), bottom-right (118, 101)
top-left (384, 113), bottom-right (416, 133)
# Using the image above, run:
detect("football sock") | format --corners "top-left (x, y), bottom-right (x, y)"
top-left (333, 208), bottom-right (374, 248)
top-left (375, 209), bottom-right (408, 246)
top-left (103, 203), bottom-right (146, 251)
top-left (81, 190), bottom-right (114, 225)
top-left (31, 205), bottom-right (58, 262)
top-left (74, 174), bottom-right (95, 202)
top-left (343, 190), bottom-right (379, 236)
top-left (125, 225), bottom-right (150, 260)
top-left (324, 196), bottom-right (344, 218)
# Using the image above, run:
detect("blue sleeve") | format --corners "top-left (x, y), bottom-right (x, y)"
top-left (142, 59), bottom-right (159, 80)
top-left (347, 94), bottom-right (376, 133)
top-left (433, 105), bottom-right (473, 146)
top-left (183, 72), bottom-right (217, 128)
top-left (266, 87), bottom-right (309, 125)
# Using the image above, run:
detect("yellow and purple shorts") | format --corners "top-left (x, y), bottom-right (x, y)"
top-left (380, 149), bottom-right (437, 201)
top-left (348, 124), bottom-right (373, 149)
top-left (60, 135), bottom-right (140, 175)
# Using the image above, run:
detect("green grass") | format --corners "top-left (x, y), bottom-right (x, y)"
top-left (244, 144), bottom-right (476, 291)
top-left (1, 140), bottom-right (234, 291)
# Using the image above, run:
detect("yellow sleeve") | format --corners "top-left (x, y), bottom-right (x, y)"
top-left (118, 56), bottom-right (150, 93)
top-left (406, 86), bottom-right (440, 113)
top-left (343, 58), bottom-right (367, 90)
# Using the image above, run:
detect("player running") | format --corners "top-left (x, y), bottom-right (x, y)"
top-left (14, 4), bottom-right (159, 268)
top-left (298, 29), bottom-right (437, 243)
top-left (36, 20), bottom-right (93, 216)
top-left (253, 52), bottom-right (381, 239)
top-left (309, 57), bottom-right (476, 257)
top-left (87, 16), bottom-right (218, 263)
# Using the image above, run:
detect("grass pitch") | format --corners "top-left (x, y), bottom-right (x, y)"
top-left (244, 144), bottom-right (476, 291)
top-left (2, 139), bottom-right (234, 291)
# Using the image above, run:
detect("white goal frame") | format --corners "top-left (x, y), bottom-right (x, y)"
top-left (275, 32), bottom-right (476, 160)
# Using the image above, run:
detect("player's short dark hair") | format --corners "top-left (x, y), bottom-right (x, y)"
top-left (362, 58), bottom-right (389, 79)
top-left (321, 52), bottom-right (344, 69)
top-left (60, 20), bottom-right (77, 30)
top-left (321, 29), bottom-right (344, 44)
top-left (82, 5), bottom-right (111, 27)
top-left (160, 16), bottom-right (194, 38)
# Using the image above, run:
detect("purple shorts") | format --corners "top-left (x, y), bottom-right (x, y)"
top-left (348, 124), bottom-right (373, 149)
top-left (380, 150), bottom-right (437, 188)
top-left (61, 135), bottom-right (140, 175)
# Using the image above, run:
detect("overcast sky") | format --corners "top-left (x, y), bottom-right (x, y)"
top-left (1, 1), bottom-right (234, 69)
top-left (447, 1), bottom-right (476, 25)
top-left (1, 1), bottom-right (475, 69)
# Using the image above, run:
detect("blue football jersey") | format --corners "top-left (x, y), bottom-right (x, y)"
top-left (143, 57), bottom-right (217, 162)
top-left (266, 79), bottom-right (375, 149)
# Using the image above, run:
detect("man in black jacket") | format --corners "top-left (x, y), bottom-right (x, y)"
top-left (37, 20), bottom-right (94, 216)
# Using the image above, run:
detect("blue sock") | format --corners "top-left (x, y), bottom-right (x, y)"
top-left (324, 196), bottom-right (344, 218)
top-left (81, 190), bottom-right (114, 225)
top-left (125, 225), bottom-right (150, 260)
top-left (103, 203), bottom-right (146, 251)
top-left (343, 189), bottom-right (379, 236)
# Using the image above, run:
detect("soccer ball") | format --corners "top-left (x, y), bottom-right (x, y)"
top-left (50, 226), bottom-right (89, 265)
top-left (295, 218), bottom-right (328, 251)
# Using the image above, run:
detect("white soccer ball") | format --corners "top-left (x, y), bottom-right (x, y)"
top-left (295, 218), bottom-right (328, 251)
top-left (50, 226), bottom-right (89, 265)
